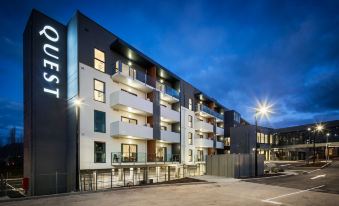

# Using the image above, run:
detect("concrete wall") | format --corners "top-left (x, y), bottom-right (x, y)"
top-left (206, 154), bottom-right (264, 178)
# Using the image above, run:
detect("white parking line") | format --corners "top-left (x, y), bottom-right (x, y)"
top-left (280, 164), bottom-right (291, 167)
top-left (310, 174), bottom-right (326, 180)
top-left (262, 185), bottom-right (325, 205)
top-left (308, 169), bottom-right (321, 173)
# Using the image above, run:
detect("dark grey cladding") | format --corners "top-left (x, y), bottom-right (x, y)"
top-left (24, 9), bottom-right (73, 195)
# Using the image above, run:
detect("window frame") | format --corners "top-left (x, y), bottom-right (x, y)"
top-left (94, 141), bottom-right (106, 163)
top-left (94, 110), bottom-right (106, 133)
top-left (121, 116), bottom-right (138, 125)
top-left (188, 132), bottom-right (193, 145)
top-left (93, 79), bottom-right (106, 103)
top-left (121, 143), bottom-right (138, 162)
top-left (188, 149), bottom-right (193, 162)
top-left (188, 115), bottom-right (193, 128)
top-left (94, 48), bottom-right (105, 72)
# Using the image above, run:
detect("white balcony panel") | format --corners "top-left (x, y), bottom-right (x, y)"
top-left (160, 106), bottom-right (180, 123)
top-left (110, 90), bottom-right (153, 115)
top-left (216, 141), bottom-right (224, 149)
top-left (110, 121), bottom-right (153, 140)
top-left (161, 130), bottom-right (180, 143)
top-left (216, 127), bottom-right (224, 135)
top-left (195, 121), bottom-right (214, 133)
top-left (159, 92), bottom-right (179, 103)
top-left (195, 138), bottom-right (214, 148)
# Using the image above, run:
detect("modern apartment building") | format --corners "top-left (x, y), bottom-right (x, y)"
top-left (24, 9), bottom-right (239, 195)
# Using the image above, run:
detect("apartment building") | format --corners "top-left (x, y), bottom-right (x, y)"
top-left (24, 10), bottom-right (234, 195)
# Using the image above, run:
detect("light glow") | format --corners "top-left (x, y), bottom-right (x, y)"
top-left (316, 124), bottom-right (324, 132)
top-left (254, 100), bottom-right (274, 120)
top-left (74, 98), bottom-right (82, 106)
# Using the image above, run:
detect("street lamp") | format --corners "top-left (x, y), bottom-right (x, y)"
top-left (73, 98), bottom-right (82, 191)
top-left (326, 133), bottom-right (330, 163)
top-left (254, 101), bottom-right (273, 176)
top-left (312, 123), bottom-right (324, 164)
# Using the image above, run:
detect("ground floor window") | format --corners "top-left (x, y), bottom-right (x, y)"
top-left (197, 150), bottom-right (204, 161)
top-left (94, 141), bottom-right (106, 163)
top-left (188, 149), bottom-right (193, 162)
top-left (121, 144), bottom-right (138, 162)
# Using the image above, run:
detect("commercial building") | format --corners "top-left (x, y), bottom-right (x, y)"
top-left (230, 120), bottom-right (339, 161)
top-left (24, 9), bottom-right (242, 195)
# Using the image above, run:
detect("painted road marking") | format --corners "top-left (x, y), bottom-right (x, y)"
top-left (308, 168), bottom-right (321, 173)
top-left (311, 174), bottom-right (326, 180)
top-left (262, 185), bottom-right (325, 205)
top-left (280, 164), bottom-right (291, 167)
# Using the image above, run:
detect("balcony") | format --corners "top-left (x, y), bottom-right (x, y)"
top-left (196, 104), bottom-right (224, 122)
top-left (110, 121), bottom-right (153, 140)
top-left (112, 61), bottom-right (155, 92)
top-left (160, 106), bottom-right (180, 123)
top-left (216, 141), bottom-right (224, 149)
top-left (216, 126), bottom-right (224, 136)
top-left (195, 138), bottom-right (214, 148)
top-left (161, 130), bottom-right (180, 143)
top-left (111, 152), bottom-right (180, 165)
top-left (156, 82), bottom-right (180, 103)
top-left (195, 120), bottom-right (214, 133)
top-left (110, 90), bottom-right (153, 115)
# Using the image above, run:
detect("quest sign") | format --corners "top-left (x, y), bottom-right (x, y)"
top-left (24, 10), bottom-right (71, 195)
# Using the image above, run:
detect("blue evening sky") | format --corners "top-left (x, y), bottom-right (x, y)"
top-left (1, 0), bottom-right (339, 142)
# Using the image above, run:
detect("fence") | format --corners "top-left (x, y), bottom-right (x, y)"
top-left (80, 164), bottom-right (205, 191)
top-left (206, 154), bottom-right (264, 178)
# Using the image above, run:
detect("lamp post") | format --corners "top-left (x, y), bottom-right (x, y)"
top-left (313, 124), bottom-right (324, 164)
top-left (254, 101), bottom-right (273, 176)
top-left (74, 98), bottom-right (82, 191)
top-left (326, 133), bottom-right (330, 163)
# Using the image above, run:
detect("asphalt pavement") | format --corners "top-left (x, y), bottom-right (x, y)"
top-left (246, 160), bottom-right (339, 194)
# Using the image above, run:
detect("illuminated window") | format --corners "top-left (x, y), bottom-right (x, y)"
top-left (188, 98), bottom-right (192, 110)
top-left (188, 149), bottom-right (193, 162)
top-left (94, 141), bottom-right (106, 163)
top-left (188, 115), bottom-right (193, 128)
top-left (94, 79), bottom-right (105, 102)
top-left (94, 48), bottom-right (105, 72)
top-left (188, 132), bottom-right (193, 145)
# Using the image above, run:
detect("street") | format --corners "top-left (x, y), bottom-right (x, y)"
top-left (246, 160), bottom-right (339, 195)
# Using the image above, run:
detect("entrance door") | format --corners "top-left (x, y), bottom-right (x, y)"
top-left (122, 144), bottom-right (138, 162)
top-left (158, 147), bottom-right (167, 162)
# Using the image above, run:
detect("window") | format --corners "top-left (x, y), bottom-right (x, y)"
top-left (161, 126), bottom-right (167, 131)
top-left (188, 132), bottom-right (193, 145)
top-left (199, 134), bottom-right (203, 139)
top-left (94, 142), bottom-right (106, 163)
top-left (188, 149), bottom-right (193, 162)
top-left (197, 150), bottom-right (204, 161)
top-left (121, 116), bottom-right (137, 125)
top-left (121, 89), bottom-right (137, 97)
top-left (94, 110), bottom-right (106, 133)
top-left (188, 98), bottom-right (192, 110)
top-left (121, 144), bottom-right (137, 162)
top-left (94, 48), bottom-right (105, 72)
top-left (188, 115), bottom-right (193, 128)
top-left (94, 79), bottom-right (105, 102)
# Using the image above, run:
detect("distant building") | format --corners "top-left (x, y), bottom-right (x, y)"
top-left (8, 127), bottom-right (16, 144)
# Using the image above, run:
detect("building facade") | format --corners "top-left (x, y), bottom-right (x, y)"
top-left (24, 10), bottom-right (238, 195)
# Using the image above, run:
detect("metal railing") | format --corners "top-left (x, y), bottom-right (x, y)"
top-left (111, 152), bottom-right (180, 165)
top-left (156, 82), bottom-right (180, 99)
top-left (196, 104), bottom-right (224, 120)
top-left (115, 61), bottom-right (156, 88)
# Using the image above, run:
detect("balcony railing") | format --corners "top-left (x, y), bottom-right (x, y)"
top-left (111, 152), bottom-right (180, 165)
top-left (114, 61), bottom-right (156, 88)
top-left (196, 104), bottom-right (224, 120)
top-left (156, 82), bottom-right (180, 99)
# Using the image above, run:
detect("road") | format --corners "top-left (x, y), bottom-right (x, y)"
top-left (2, 161), bottom-right (339, 206)
top-left (246, 160), bottom-right (339, 195)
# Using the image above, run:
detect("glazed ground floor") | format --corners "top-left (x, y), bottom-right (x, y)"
top-left (270, 146), bottom-right (339, 161)
top-left (80, 164), bottom-right (206, 191)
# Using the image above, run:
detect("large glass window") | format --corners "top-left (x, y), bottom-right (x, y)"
top-left (94, 142), bottom-right (106, 163)
top-left (121, 144), bottom-right (137, 162)
top-left (188, 132), bottom-right (193, 145)
top-left (94, 110), bottom-right (106, 133)
top-left (94, 79), bottom-right (105, 102)
top-left (188, 115), bottom-right (193, 128)
top-left (94, 48), bottom-right (105, 72)
top-left (188, 149), bottom-right (193, 162)
top-left (197, 150), bottom-right (204, 161)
